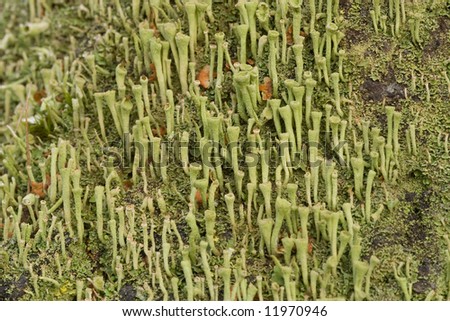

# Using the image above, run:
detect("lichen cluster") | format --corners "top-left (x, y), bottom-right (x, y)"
top-left (0, 0), bottom-right (449, 301)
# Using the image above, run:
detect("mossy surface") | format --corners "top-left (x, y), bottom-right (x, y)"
top-left (0, 0), bottom-right (449, 301)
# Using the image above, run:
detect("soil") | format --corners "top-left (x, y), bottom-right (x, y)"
top-left (361, 68), bottom-right (406, 103)
top-left (0, 274), bottom-right (29, 301)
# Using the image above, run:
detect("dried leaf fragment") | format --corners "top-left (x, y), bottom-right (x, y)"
top-left (31, 181), bottom-right (46, 198)
top-left (197, 65), bottom-right (210, 89)
top-left (259, 77), bottom-right (273, 100)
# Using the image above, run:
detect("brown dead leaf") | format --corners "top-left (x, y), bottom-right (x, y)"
top-left (31, 181), bottom-right (46, 198)
top-left (149, 63), bottom-right (157, 82)
top-left (149, 22), bottom-right (160, 38)
top-left (259, 77), bottom-right (273, 100)
top-left (45, 174), bottom-right (51, 189)
top-left (197, 65), bottom-right (210, 89)
top-left (123, 180), bottom-right (133, 191)
top-left (286, 24), bottom-right (294, 46)
top-left (308, 236), bottom-right (314, 254)
top-left (195, 189), bottom-right (208, 208)
top-left (33, 90), bottom-right (46, 104)
top-left (152, 126), bottom-right (166, 137)
top-left (195, 190), bottom-right (203, 207)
